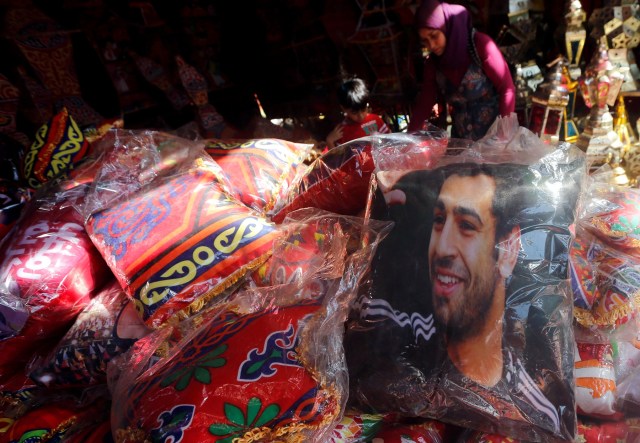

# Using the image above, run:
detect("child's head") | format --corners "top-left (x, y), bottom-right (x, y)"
top-left (338, 77), bottom-right (369, 123)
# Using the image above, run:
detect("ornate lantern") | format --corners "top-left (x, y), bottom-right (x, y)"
top-left (576, 43), bottom-right (625, 165)
top-left (588, 4), bottom-right (640, 92)
top-left (564, 0), bottom-right (587, 79)
top-left (528, 58), bottom-right (570, 143)
top-left (514, 63), bottom-right (533, 127)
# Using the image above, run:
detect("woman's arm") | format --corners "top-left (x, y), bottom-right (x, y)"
top-left (408, 60), bottom-right (438, 132)
top-left (475, 32), bottom-right (515, 116)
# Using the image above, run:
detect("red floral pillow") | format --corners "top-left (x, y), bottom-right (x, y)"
top-left (114, 301), bottom-right (340, 442)
top-left (0, 193), bottom-right (111, 375)
top-left (204, 138), bottom-right (312, 214)
top-left (86, 164), bottom-right (279, 328)
top-left (22, 107), bottom-right (90, 189)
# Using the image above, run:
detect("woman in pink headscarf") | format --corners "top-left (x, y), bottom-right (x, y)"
top-left (407, 0), bottom-right (515, 140)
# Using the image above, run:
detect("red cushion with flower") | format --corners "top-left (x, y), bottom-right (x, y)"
top-left (115, 301), bottom-right (339, 442)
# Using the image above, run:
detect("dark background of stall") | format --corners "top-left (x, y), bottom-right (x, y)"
top-left (0, 0), bottom-right (626, 147)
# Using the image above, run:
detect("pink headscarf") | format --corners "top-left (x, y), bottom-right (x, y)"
top-left (415, 0), bottom-right (472, 70)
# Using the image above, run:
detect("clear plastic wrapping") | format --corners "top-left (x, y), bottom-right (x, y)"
top-left (83, 129), bottom-right (280, 328)
top-left (108, 209), bottom-right (391, 443)
top-left (346, 116), bottom-right (586, 441)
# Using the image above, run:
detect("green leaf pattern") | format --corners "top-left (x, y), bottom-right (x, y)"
top-left (160, 344), bottom-right (227, 391)
top-left (209, 397), bottom-right (280, 442)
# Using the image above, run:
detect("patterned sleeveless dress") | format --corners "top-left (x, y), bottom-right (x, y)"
top-left (436, 29), bottom-right (499, 140)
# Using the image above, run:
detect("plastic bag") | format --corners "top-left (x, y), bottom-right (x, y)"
top-left (83, 130), bottom-right (279, 328)
top-left (27, 280), bottom-right (151, 388)
top-left (109, 210), bottom-right (391, 443)
top-left (204, 138), bottom-right (313, 215)
top-left (346, 116), bottom-right (585, 441)
top-left (0, 182), bottom-right (111, 376)
top-left (271, 132), bottom-right (448, 223)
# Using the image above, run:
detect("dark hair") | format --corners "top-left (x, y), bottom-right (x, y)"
top-left (442, 163), bottom-right (534, 242)
top-left (337, 77), bottom-right (369, 111)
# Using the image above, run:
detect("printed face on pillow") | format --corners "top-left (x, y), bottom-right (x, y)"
top-left (428, 173), bottom-right (500, 338)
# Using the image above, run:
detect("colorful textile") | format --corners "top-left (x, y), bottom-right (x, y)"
top-left (1, 403), bottom-right (79, 443)
top-left (252, 219), bottom-right (328, 287)
top-left (22, 107), bottom-right (89, 189)
top-left (577, 419), bottom-right (630, 442)
top-left (569, 229), bottom-right (604, 310)
top-left (86, 165), bottom-right (278, 327)
top-left (584, 188), bottom-right (640, 253)
top-left (272, 139), bottom-right (375, 222)
top-left (4, 7), bottom-right (103, 128)
top-left (116, 301), bottom-right (339, 442)
top-left (204, 138), bottom-right (311, 214)
top-left (374, 419), bottom-right (449, 442)
top-left (28, 281), bottom-right (150, 388)
top-left (329, 413), bottom-right (386, 442)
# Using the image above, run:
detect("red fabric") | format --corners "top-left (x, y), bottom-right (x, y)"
top-left (337, 113), bottom-right (390, 146)
top-left (86, 165), bottom-right (279, 328)
top-left (1, 403), bottom-right (78, 443)
top-left (0, 198), bottom-right (110, 374)
top-left (21, 107), bottom-right (89, 189)
top-left (577, 420), bottom-right (630, 442)
top-left (272, 139), bottom-right (375, 222)
top-left (374, 420), bottom-right (449, 442)
top-left (585, 188), bottom-right (640, 253)
top-left (204, 138), bottom-right (310, 214)
top-left (118, 302), bottom-right (339, 442)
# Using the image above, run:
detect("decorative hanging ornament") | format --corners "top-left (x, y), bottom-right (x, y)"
top-left (576, 42), bottom-right (625, 166)
top-left (528, 57), bottom-right (570, 144)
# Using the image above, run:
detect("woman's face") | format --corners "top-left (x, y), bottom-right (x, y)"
top-left (419, 28), bottom-right (446, 57)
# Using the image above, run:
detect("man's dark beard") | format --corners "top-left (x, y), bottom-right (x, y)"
top-left (431, 257), bottom-right (499, 342)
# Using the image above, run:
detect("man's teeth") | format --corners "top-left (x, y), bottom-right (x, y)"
top-left (437, 274), bottom-right (460, 284)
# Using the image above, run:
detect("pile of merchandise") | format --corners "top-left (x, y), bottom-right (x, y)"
top-left (1, 109), bottom-right (639, 442)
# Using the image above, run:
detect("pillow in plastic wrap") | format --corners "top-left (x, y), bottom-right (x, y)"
top-left (0, 191), bottom-right (111, 376)
top-left (22, 107), bottom-right (90, 189)
top-left (85, 163), bottom-right (279, 328)
top-left (204, 138), bottom-right (312, 215)
top-left (347, 144), bottom-right (585, 441)
top-left (113, 301), bottom-right (340, 442)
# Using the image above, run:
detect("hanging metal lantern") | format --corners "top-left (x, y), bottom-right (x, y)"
top-left (528, 58), bottom-right (570, 143)
top-left (576, 43), bottom-right (625, 165)
top-left (564, 0), bottom-right (587, 79)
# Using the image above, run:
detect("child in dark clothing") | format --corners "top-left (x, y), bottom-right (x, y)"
top-left (325, 77), bottom-right (390, 150)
